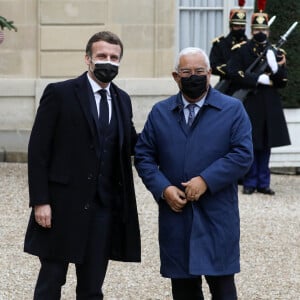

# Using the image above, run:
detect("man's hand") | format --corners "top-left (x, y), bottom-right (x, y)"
top-left (34, 204), bottom-right (52, 228)
top-left (277, 53), bottom-right (286, 66)
top-left (181, 176), bottom-right (207, 201)
top-left (163, 186), bottom-right (187, 212)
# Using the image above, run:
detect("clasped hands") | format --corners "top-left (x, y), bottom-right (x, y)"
top-left (163, 176), bottom-right (207, 212)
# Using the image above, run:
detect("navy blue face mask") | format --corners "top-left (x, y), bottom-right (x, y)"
top-left (180, 75), bottom-right (207, 100)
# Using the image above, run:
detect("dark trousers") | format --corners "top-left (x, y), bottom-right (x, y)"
top-left (33, 202), bottom-right (112, 300)
top-left (243, 148), bottom-right (271, 189)
top-left (171, 275), bottom-right (237, 300)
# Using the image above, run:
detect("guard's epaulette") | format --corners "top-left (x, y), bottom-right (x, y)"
top-left (212, 35), bottom-right (224, 44)
top-left (231, 41), bottom-right (247, 50)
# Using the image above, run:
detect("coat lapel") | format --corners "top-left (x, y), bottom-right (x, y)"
top-left (74, 73), bottom-right (98, 142)
top-left (110, 85), bottom-right (124, 149)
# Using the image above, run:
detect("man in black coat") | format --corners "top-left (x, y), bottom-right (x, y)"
top-left (227, 12), bottom-right (291, 195)
top-left (209, 6), bottom-right (248, 95)
top-left (24, 31), bottom-right (141, 299)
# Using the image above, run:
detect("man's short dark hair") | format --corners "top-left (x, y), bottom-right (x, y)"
top-left (85, 31), bottom-right (123, 59)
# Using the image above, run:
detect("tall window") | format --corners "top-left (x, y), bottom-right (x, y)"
top-left (177, 0), bottom-right (254, 54)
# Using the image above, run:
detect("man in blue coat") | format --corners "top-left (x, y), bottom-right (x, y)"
top-left (135, 47), bottom-right (253, 299)
top-left (24, 31), bottom-right (141, 299)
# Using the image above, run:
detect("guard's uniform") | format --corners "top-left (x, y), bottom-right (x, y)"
top-left (210, 33), bottom-right (247, 95)
top-left (210, 33), bottom-right (247, 79)
top-left (227, 11), bottom-right (291, 193)
top-left (209, 7), bottom-right (248, 95)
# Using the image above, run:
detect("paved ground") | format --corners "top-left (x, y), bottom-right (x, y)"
top-left (0, 163), bottom-right (299, 299)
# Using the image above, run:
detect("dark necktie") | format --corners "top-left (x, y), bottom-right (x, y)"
top-left (187, 104), bottom-right (197, 126)
top-left (98, 89), bottom-right (109, 129)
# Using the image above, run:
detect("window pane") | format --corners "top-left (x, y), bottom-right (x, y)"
top-left (179, 0), bottom-right (224, 53)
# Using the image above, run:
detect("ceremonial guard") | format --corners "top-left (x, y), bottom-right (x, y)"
top-left (209, 0), bottom-right (248, 95)
top-left (227, 0), bottom-right (291, 195)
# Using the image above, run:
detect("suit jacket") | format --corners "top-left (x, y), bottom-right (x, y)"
top-left (24, 72), bottom-right (141, 263)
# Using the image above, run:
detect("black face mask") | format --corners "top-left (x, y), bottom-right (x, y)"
top-left (180, 75), bottom-right (207, 100)
top-left (232, 29), bottom-right (246, 40)
top-left (253, 32), bottom-right (267, 43)
top-left (93, 61), bottom-right (119, 83)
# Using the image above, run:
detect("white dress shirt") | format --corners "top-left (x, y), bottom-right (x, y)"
top-left (87, 73), bottom-right (112, 122)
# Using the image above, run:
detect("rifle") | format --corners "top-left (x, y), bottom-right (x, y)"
top-left (232, 21), bottom-right (298, 101)
top-left (214, 15), bottom-right (277, 94)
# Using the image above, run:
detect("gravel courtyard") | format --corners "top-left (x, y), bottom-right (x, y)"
top-left (0, 162), bottom-right (299, 299)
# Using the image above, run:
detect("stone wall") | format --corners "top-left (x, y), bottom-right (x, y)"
top-left (0, 0), bottom-right (175, 79)
top-left (0, 0), bottom-right (176, 161)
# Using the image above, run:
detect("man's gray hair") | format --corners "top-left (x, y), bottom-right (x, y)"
top-left (174, 47), bottom-right (211, 72)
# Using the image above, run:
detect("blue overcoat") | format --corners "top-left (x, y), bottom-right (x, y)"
top-left (134, 87), bottom-right (253, 278)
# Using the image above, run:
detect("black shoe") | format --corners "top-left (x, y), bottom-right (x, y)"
top-left (257, 187), bottom-right (275, 195)
top-left (243, 187), bottom-right (255, 195)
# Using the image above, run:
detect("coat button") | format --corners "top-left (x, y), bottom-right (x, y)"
top-left (84, 203), bottom-right (90, 210)
top-left (87, 174), bottom-right (93, 180)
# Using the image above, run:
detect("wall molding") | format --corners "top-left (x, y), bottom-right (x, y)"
top-left (1, 78), bottom-right (299, 166)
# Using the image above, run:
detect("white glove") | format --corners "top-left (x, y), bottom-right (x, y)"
top-left (257, 74), bottom-right (271, 85)
top-left (266, 49), bottom-right (278, 74)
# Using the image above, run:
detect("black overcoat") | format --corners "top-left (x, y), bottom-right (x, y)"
top-left (209, 32), bottom-right (248, 95)
top-left (24, 72), bottom-right (141, 263)
top-left (227, 40), bottom-right (291, 150)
